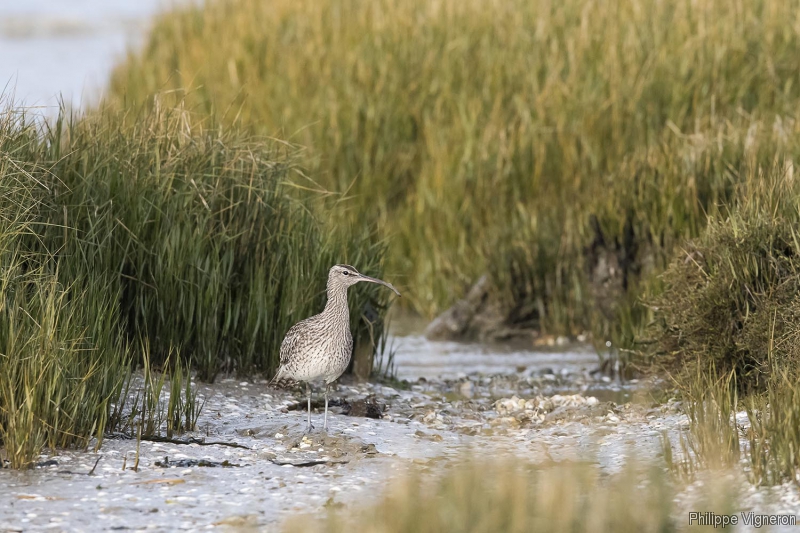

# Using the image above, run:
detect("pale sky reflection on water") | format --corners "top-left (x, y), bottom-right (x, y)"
top-left (0, 0), bottom-right (168, 110)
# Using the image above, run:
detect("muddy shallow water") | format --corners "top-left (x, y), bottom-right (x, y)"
top-left (1, 334), bottom-right (799, 532)
top-left (389, 333), bottom-right (600, 381)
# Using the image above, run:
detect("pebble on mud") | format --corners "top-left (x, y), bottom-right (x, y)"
top-left (494, 394), bottom-right (599, 424)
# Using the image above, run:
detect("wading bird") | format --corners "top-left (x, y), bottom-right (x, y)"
top-left (272, 265), bottom-right (400, 432)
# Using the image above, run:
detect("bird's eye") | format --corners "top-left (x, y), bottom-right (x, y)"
top-left (342, 271), bottom-right (350, 276)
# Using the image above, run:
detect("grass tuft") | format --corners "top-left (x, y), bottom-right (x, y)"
top-left (0, 100), bottom-right (388, 466)
top-left (746, 371), bottom-right (800, 486)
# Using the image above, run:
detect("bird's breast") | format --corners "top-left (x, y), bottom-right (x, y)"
top-left (281, 321), bottom-right (353, 383)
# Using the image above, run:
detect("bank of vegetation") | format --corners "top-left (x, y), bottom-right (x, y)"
top-left (105, 0), bottom-right (800, 487)
top-left (0, 103), bottom-right (387, 466)
top-left (109, 0), bottom-right (800, 349)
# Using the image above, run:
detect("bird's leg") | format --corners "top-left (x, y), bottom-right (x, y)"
top-left (324, 384), bottom-right (329, 431)
top-left (306, 382), bottom-right (314, 433)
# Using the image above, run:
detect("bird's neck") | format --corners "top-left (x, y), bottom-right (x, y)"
top-left (323, 285), bottom-right (350, 323)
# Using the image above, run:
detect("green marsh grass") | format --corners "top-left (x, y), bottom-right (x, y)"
top-left (108, 345), bottom-right (203, 441)
top-left (166, 355), bottom-right (203, 438)
top-left (109, 0), bottom-right (800, 348)
top-left (0, 125), bottom-right (129, 467)
top-left (41, 103), bottom-right (388, 381)
top-left (0, 101), bottom-right (388, 466)
top-left (7, 102), bottom-right (389, 380)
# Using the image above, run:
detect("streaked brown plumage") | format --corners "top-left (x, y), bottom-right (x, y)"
top-left (273, 264), bottom-right (400, 431)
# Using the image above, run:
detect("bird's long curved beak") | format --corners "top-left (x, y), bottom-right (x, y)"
top-left (358, 274), bottom-right (401, 297)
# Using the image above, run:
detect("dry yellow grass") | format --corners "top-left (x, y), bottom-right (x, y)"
top-left (283, 458), bottom-right (741, 533)
top-left (110, 0), bottom-right (800, 349)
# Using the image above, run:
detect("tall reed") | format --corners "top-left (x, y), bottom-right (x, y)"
top-left (0, 111), bottom-right (129, 467)
top-left (109, 0), bottom-right (800, 346)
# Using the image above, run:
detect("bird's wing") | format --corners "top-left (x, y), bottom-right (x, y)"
top-left (278, 316), bottom-right (314, 367)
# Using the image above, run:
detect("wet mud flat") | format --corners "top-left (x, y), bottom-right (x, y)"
top-left (1, 364), bottom-right (799, 531)
top-left (0, 364), bottom-right (665, 531)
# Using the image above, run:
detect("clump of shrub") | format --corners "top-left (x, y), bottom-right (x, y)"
top-left (653, 169), bottom-right (800, 486)
top-left (651, 172), bottom-right (800, 393)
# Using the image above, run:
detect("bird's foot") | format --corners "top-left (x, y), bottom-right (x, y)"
top-left (304, 423), bottom-right (315, 434)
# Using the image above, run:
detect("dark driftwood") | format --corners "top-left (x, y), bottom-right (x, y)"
top-left (49, 456), bottom-right (102, 476)
top-left (139, 435), bottom-right (251, 450)
top-left (269, 458), bottom-right (350, 467)
top-left (155, 457), bottom-right (242, 468)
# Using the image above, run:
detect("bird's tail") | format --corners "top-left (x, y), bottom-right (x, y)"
top-left (269, 366), bottom-right (295, 389)
top-left (269, 367), bottom-right (283, 386)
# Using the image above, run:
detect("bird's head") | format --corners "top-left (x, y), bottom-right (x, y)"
top-left (327, 264), bottom-right (401, 296)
